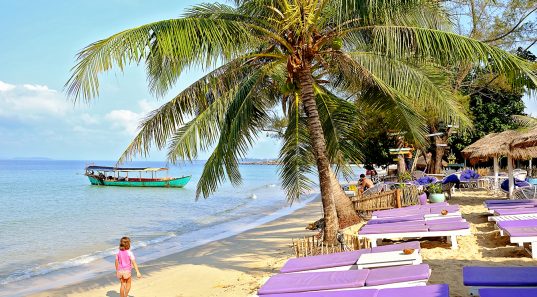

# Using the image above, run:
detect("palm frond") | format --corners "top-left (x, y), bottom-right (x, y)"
top-left (278, 93), bottom-right (316, 203)
top-left (117, 58), bottom-right (257, 164)
top-left (66, 17), bottom-right (258, 100)
top-left (196, 62), bottom-right (281, 198)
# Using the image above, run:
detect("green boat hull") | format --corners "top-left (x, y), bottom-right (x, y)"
top-left (88, 176), bottom-right (191, 188)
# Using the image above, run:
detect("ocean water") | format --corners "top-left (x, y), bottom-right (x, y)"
top-left (0, 160), bottom-right (322, 296)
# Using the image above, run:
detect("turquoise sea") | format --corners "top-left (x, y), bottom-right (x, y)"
top-left (0, 160), bottom-right (324, 296)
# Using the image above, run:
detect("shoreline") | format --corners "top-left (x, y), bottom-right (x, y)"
top-left (28, 196), bottom-right (322, 297)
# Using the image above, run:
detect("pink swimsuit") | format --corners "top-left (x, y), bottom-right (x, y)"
top-left (116, 250), bottom-right (134, 279)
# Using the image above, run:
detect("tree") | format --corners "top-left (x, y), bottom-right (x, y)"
top-left (66, 0), bottom-right (535, 242)
top-left (451, 48), bottom-right (536, 156)
top-left (423, 0), bottom-right (536, 173)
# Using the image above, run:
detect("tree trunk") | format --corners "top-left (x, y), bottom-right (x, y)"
top-left (397, 155), bottom-right (406, 174)
top-left (329, 171), bottom-right (361, 228)
top-left (434, 145), bottom-right (444, 174)
top-left (298, 64), bottom-right (340, 243)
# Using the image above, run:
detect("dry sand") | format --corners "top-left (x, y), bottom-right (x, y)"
top-left (31, 198), bottom-right (323, 297)
top-left (32, 190), bottom-right (537, 297)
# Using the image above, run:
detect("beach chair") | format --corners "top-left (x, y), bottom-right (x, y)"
top-left (488, 213), bottom-right (537, 222)
top-left (258, 264), bottom-right (431, 295)
top-left (358, 219), bottom-right (470, 249)
top-left (257, 284), bottom-right (450, 297)
top-left (501, 226), bottom-right (537, 258)
top-left (371, 204), bottom-right (460, 220)
top-left (479, 287), bottom-right (537, 297)
top-left (463, 266), bottom-right (537, 296)
top-left (280, 242), bottom-right (422, 273)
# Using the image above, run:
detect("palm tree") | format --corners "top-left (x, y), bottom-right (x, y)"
top-left (66, 0), bottom-right (535, 243)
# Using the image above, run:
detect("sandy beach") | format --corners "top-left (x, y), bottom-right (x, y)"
top-left (31, 197), bottom-right (324, 297)
top-left (31, 190), bottom-right (537, 297)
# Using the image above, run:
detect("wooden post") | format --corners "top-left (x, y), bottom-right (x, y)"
top-left (508, 155), bottom-right (514, 198)
top-left (493, 156), bottom-right (499, 190)
top-left (395, 189), bottom-right (402, 208)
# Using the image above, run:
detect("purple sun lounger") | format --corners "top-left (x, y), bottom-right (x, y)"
top-left (479, 288), bottom-right (537, 297)
top-left (502, 226), bottom-right (537, 258)
top-left (485, 199), bottom-right (537, 206)
top-left (279, 242), bottom-right (422, 273)
top-left (463, 266), bottom-right (537, 295)
top-left (493, 207), bottom-right (537, 216)
top-left (258, 284), bottom-right (449, 297)
top-left (258, 264), bottom-right (431, 295)
top-left (497, 219), bottom-right (537, 230)
top-left (358, 221), bottom-right (470, 249)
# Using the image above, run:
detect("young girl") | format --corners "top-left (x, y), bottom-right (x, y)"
top-left (115, 237), bottom-right (142, 297)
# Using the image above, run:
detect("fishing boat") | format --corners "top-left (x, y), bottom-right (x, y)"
top-left (84, 165), bottom-right (191, 188)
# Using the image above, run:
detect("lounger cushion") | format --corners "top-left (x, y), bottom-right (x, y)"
top-left (489, 204), bottom-right (537, 210)
top-left (370, 241), bottom-right (421, 253)
top-left (377, 284), bottom-right (449, 297)
top-left (497, 219), bottom-right (537, 229)
top-left (486, 199), bottom-right (536, 206)
top-left (427, 222), bottom-right (469, 231)
top-left (258, 270), bottom-right (369, 295)
top-left (463, 266), bottom-right (537, 286)
top-left (504, 226), bottom-right (537, 237)
top-left (280, 250), bottom-right (370, 273)
top-left (486, 199), bottom-right (535, 205)
top-left (361, 221), bottom-right (426, 229)
top-left (479, 288), bottom-right (537, 297)
top-left (258, 289), bottom-right (379, 297)
top-left (369, 215), bottom-right (424, 224)
top-left (364, 264), bottom-right (430, 286)
top-left (494, 208), bottom-right (537, 216)
top-left (359, 225), bottom-right (428, 235)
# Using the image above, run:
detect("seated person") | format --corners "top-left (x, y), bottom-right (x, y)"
top-left (358, 174), bottom-right (374, 193)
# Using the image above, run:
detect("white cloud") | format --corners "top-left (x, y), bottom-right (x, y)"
top-left (79, 113), bottom-right (99, 125)
top-left (0, 82), bottom-right (69, 120)
top-left (104, 99), bottom-right (160, 135)
top-left (105, 109), bottom-right (143, 135)
top-left (0, 81), bottom-right (15, 92)
top-left (23, 84), bottom-right (55, 92)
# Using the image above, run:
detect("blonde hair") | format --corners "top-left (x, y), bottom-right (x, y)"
top-left (119, 236), bottom-right (131, 251)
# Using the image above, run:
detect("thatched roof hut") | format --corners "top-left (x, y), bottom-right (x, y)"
top-left (511, 127), bottom-right (537, 149)
top-left (462, 130), bottom-right (537, 162)
top-left (462, 129), bottom-right (537, 197)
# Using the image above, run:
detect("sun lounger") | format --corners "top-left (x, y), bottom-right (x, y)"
top-left (488, 213), bottom-right (537, 222)
top-left (257, 284), bottom-right (449, 297)
top-left (493, 207), bottom-right (537, 216)
top-left (463, 266), bottom-right (537, 295)
top-left (497, 219), bottom-right (537, 229)
top-left (358, 221), bottom-right (470, 249)
top-left (479, 287), bottom-right (537, 297)
top-left (485, 199), bottom-right (537, 206)
top-left (502, 226), bottom-right (537, 258)
top-left (258, 264), bottom-right (431, 295)
top-left (280, 242), bottom-right (421, 273)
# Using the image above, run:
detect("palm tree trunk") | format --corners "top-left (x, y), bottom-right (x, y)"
top-left (298, 65), bottom-right (339, 243)
top-left (298, 64), bottom-right (358, 242)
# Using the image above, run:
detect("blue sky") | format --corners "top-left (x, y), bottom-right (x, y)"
top-left (0, 1), bottom-right (535, 161)
top-left (0, 0), bottom-right (280, 161)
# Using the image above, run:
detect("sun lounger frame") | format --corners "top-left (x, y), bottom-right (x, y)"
top-left (358, 229), bottom-right (471, 249)
top-left (488, 213), bottom-right (537, 222)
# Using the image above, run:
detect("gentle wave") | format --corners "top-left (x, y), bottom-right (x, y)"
top-left (0, 193), bottom-right (318, 297)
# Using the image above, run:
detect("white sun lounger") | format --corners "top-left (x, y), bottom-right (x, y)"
top-left (358, 223), bottom-right (471, 249)
top-left (280, 242), bottom-right (422, 274)
top-left (488, 213), bottom-right (537, 222)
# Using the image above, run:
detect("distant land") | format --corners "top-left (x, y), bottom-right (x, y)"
top-left (240, 158), bottom-right (279, 165)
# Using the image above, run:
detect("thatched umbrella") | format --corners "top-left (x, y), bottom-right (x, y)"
top-left (462, 130), bottom-right (537, 197)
